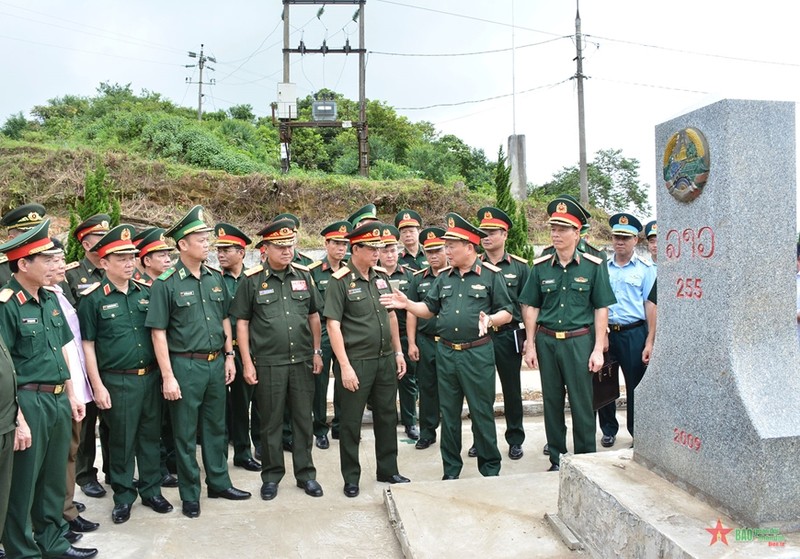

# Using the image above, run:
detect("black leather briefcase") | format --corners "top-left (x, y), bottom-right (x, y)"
top-left (592, 353), bottom-right (620, 410)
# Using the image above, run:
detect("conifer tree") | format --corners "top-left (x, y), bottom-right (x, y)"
top-left (494, 146), bottom-right (534, 260)
top-left (66, 161), bottom-right (121, 262)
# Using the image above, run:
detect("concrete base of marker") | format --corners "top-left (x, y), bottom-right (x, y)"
top-left (556, 450), bottom-right (800, 558)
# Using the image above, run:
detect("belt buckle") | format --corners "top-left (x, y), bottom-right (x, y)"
top-left (555, 331), bottom-right (566, 340)
top-left (492, 325), bottom-right (499, 332)
top-left (434, 336), bottom-right (440, 342)
top-left (53, 384), bottom-right (64, 395)
top-left (610, 324), bottom-right (620, 332)
top-left (451, 343), bottom-right (462, 351)
top-left (207, 353), bottom-right (215, 362)
top-left (137, 368), bottom-right (146, 375)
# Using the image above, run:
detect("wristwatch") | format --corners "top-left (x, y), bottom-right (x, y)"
top-left (224, 351), bottom-right (235, 357)
top-left (395, 351), bottom-right (404, 357)
top-left (313, 349), bottom-right (323, 356)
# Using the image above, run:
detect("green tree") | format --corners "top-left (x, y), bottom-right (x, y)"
top-left (1, 112), bottom-right (28, 139)
top-left (493, 147), bottom-right (534, 260)
top-left (536, 149), bottom-right (651, 216)
top-left (66, 161), bottom-right (121, 262)
top-left (228, 104), bottom-right (255, 122)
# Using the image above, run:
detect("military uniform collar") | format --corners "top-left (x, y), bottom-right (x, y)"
top-left (174, 258), bottom-right (210, 280)
top-left (7, 277), bottom-right (39, 306)
top-left (549, 249), bottom-right (581, 266)
top-left (100, 276), bottom-right (138, 295)
top-left (222, 266), bottom-right (245, 280)
top-left (82, 257), bottom-right (100, 275)
top-left (609, 252), bottom-right (639, 268)
top-left (447, 257), bottom-right (482, 277)
top-left (347, 265), bottom-right (375, 282)
top-left (480, 251), bottom-right (510, 265)
top-left (264, 262), bottom-right (297, 278)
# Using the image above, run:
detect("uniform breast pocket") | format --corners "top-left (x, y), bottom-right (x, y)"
top-left (17, 324), bottom-right (41, 359)
top-left (256, 291), bottom-right (282, 318)
top-left (174, 294), bottom-right (199, 321)
top-left (209, 289), bottom-right (225, 303)
top-left (504, 275), bottom-right (519, 289)
top-left (624, 274), bottom-right (643, 289)
top-left (291, 289), bottom-right (311, 310)
top-left (569, 281), bottom-right (591, 304)
top-left (346, 290), bottom-right (373, 316)
top-left (398, 280), bottom-right (411, 294)
top-left (540, 282), bottom-right (558, 296)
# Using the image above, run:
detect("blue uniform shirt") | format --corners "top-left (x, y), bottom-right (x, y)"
top-left (607, 252), bottom-right (656, 325)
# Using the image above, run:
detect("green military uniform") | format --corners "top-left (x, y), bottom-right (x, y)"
top-left (385, 263), bottom-right (417, 429)
top-left (0, 221), bottom-right (74, 558)
top-left (422, 255), bottom-right (512, 477)
top-left (230, 255), bottom-right (322, 485)
top-left (132, 269), bottom-right (155, 284)
top-left (519, 197), bottom-right (616, 468)
top-left (78, 224), bottom-right (163, 511)
top-left (399, 249), bottom-right (427, 271)
top-left (145, 214), bottom-right (235, 503)
top-left (408, 265), bottom-right (441, 443)
top-left (0, 334), bottom-right (17, 541)
top-left (65, 259), bottom-right (105, 301)
top-left (323, 225), bottom-right (402, 486)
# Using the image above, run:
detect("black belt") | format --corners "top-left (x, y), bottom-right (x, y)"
top-left (104, 364), bottom-right (156, 376)
top-left (18, 383), bottom-right (65, 394)
top-left (537, 326), bottom-right (591, 340)
top-left (439, 336), bottom-right (491, 351)
top-left (170, 351), bottom-right (221, 362)
top-left (608, 320), bottom-right (645, 332)
top-left (422, 333), bottom-right (440, 342)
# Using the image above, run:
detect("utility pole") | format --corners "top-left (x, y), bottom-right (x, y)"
top-left (574, 1), bottom-right (589, 206)
top-left (186, 44), bottom-right (216, 121)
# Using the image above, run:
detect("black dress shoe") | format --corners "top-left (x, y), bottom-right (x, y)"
top-left (182, 501), bottom-right (200, 518)
top-left (377, 473), bottom-right (411, 484)
top-left (80, 481), bottom-right (106, 499)
top-left (296, 479), bottom-right (323, 497)
top-left (72, 501), bottom-right (86, 513)
top-left (55, 545), bottom-right (98, 559)
top-left (547, 463), bottom-right (560, 472)
top-left (111, 503), bottom-right (131, 524)
top-left (65, 530), bottom-right (83, 544)
top-left (543, 443), bottom-right (550, 455)
top-left (508, 444), bottom-right (524, 460)
top-left (467, 445), bottom-right (477, 458)
top-left (343, 483), bottom-right (359, 498)
top-left (404, 425), bottom-right (420, 440)
top-left (233, 458), bottom-right (262, 472)
top-left (142, 495), bottom-right (174, 514)
top-left (208, 486), bottom-right (252, 500)
top-left (331, 430), bottom-right (340, 440)
top-left (160, 473), bottom-right (179, 488)
top-left (282, 440), bottom-right (293, 452)
top-left (415, 438), bottom-right (435, 450)
top-left (601, 435), bottom-right (616, 448)
top-left (68, 515), bottom-right (99, 533)
top-left (315, 435), bottom-right (330, 449)
top-left (260, 482), bottom-right (278, 501)
top-left (442, 474), bottom-right (459, 480)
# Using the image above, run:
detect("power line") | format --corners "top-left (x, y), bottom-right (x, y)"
top-left (370, 36), bottom-right (568, 57)
top-left (591, 76), bottom-right (709, 95)
top-left (394, 78), bottom-right (571, 110)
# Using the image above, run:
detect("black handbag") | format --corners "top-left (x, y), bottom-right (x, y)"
top-left (592, 352), bottom-right (620, 410)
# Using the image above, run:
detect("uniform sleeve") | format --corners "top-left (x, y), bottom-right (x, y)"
top-left (77, 292), bottom-right (98, 342)
top-left (590, 262), bottom-right (617, 309)
top-left (145, 279), bottom-right (171, 330)
top-left (516, 261), bottom-right (531, 301)
top-left (407, 274), bottom-right (421, 303)
top-left (642, 264), bottom-right (657, 304)
top-left (322, 277), bottom-right (346, 322)
top-left (0, 304), bottom-right (17, 352)
top-left (229, 277), bottom-right (254, 320)
top-left (519, 266), bottom-right (542, 308)
top-left (307, 274), bottom-right (323, 315)
top-left (489, 271), bottom-right (513, 315)
top-left (220, 274), bottom-right (232, 316)
top-left (648, 280), bottom-right (657, 305)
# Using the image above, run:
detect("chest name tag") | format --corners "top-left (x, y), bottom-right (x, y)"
top-left (259, 289), bottom-right (275, 296)
top-left (420, 282), bottom-right (430, 288)
top-left (575, 277), bottom-right (589, 283)
top-left (504, 273), bottom-right (517, 279)
top-left (442, 284), bottom-right (453, 290)
top-left (180, 291), bottom-right (194, 297)
top-left (102, 303), bottom-right (119, 311)
top-left (139, 299), bottom-right (149, 305)
top-left (21, 317), bottom-right (38, 324)
top-left (291, 280), bottom-right (308, 292)
top-left (542, 279), bottom-right (556, 285)
top-left (375, 279), bottom-right (388, 290)
top-left (347, 288), bottom-right (363, 296)
top-left (471, 284), bottom-right (486, 290)
top-left (211, 286), bottom-right (223, 293)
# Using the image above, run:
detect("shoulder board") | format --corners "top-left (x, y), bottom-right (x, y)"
top-left (0, 288), bottom-right (12, 303)
top-left (509, 254), bottom-right (528, 265)
top-left (373, 266), bottom-right (388, 274)
top-left (0, 254), bottom-right (7, 264)
top-left (482, 262), bottom-right (501, 273)
top-left (440, 266), bottom-right (452, 274)
top-left (582, 240), bottom-right (602, 253)
top-left (82, 282), bottom-right (102, 296)
top-left (637, 255), bottom-right (653, 267)
top-left (332, 266), bottom-right (351, 280)
top-left (308, 260), bottom-right (323, 270)
top-left (290, 262), bottom-right (310, 272)
top-left (157, 267), bottom-right (176, 281)
top-left (131, 278), bottom-right (149, 288)
top-left (533, 255), bottom-right (552, 266)
top-left (297, 251), bottom-right (312, 259)
top-left (204, 263), bottom-right (222, 274)
top-left (413, 267), bottom-right (428, 276)
top-left (65, 261), bottom-right (80, 271)
top-left (583, 253), bottom-right (603, 265)
top-left (42, 285), bottom-right (56, 292)
top-left (244, 264), bottom-right (264, 277)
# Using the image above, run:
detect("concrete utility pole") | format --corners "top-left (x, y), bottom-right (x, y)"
top-left (574, 2), bottom-right (589, 206)
top-left (186, 44), bottom-right (216, 121)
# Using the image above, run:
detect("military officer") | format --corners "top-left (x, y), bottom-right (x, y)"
top-left (645, 220), bottom-right (657, 263)
top-left (213, 222), bottom-right (261, 472)
top-left (132, 227), bottom-right (174, 285)
top-left (0, 219), bottom-right (97, 559)
top-left (520, 198), bottom-right (616, 471)
top-left (474, 206), bottom-right (530, 461)
top-left (596, 214), bottom-right (656, 447)
top-left (0, 203), bottom-right (48, 288)
top-left (67, 214), bottom-right (112, 499)
top-left (324, 222), bottom-right (409, 497)
top-left (379, 225), bottom-right (419, 440)
top-left (347, 203), bottom-right (379, 227)
top-left (308, 220), bottom-right (352, 447)
top-left (406, 227), bottom-right (447, 450)
top-left (78, 225), bottom-right (174, 524)
top-left (384, 213), bottom-right (513, 480)
top-left (145, 205), bottom-right (251, 519)
top-left (272, 213), bottom-right (314, 266)
top-left (395, 209), bottom-right (427, 271)
top-left (230, 219), bottom-right (324, 501)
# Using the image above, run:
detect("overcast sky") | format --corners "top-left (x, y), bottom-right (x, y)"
top-left (1, 0), bottom-right (798, 220)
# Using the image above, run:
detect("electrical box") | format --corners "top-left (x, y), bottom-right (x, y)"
top-left (276, 83), bottom-right (297, 120)
top-left (312, 101), bottom-right (337, 122)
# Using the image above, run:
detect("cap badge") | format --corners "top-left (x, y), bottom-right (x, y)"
top-left (383, 229), bottom-right (391, 236)
top-left (338, 225), bottom-right (347, 233)
top-left (372, 228), bottom-right (380, 236)
top-left (651, 224), bottom-right (658, 232)
top-left (484, 211), bottom-right (492, 219)
top-left (218, 228), bottom-right (225, 237)
top-left (556, 202), bottom-right (567, 214)
top-left (447, 217), bottom-right (455, 228)
top-left (403, 213), bottom-right (410, 220)
top-left (121, 228), bottom-right (131, 240)
top-left (280, 227), bottom-right (291, 235)
top-left (159, 233), bottom-right (166, 242)
top-left (197, 209), bottom-right (204, 221)
top-left (619, 216), bottom-right (629, 225)
top-left (427, 231), bottom-right (435, 239)
top-left (100, 220), bottom-right (109, 229)
top-left (28, 212), bottom-right (41, 221)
